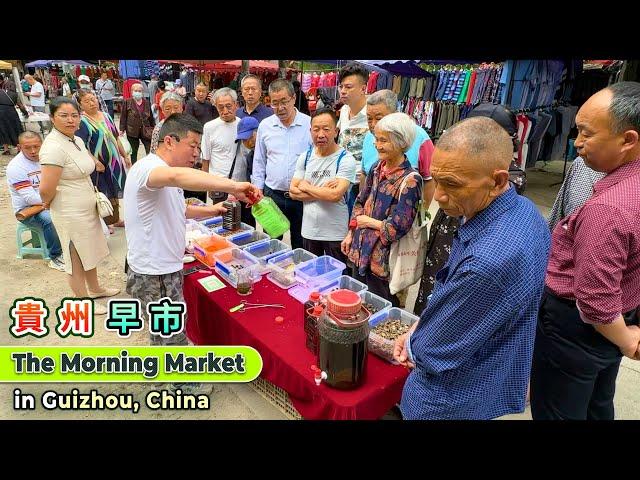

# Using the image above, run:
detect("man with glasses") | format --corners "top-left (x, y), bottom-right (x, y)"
top-left (123, 113), bottom-right (261, 394)
top-left (252, 79), bottom-right (312, 249)
top-left (237, 74), bottom-right (273, 124)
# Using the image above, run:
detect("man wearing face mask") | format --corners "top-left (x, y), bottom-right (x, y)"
top-left (394, 117), bottom-right (550, 420)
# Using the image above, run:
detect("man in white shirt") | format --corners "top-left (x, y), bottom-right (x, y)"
top-left (124, 113), bottom-right (261, 352)
top-left (337, 62), bottom-right (370, 217)
top-left (201, 87), bottom-right (246, 204)
top-left (95, 72), bottom-right (116, 119)
top-left (6, 132), bottom-right (64, 271)
top-left (290, 108), bottom-right (356, 262)
top-left (24, 74), bottom-right (46, 112)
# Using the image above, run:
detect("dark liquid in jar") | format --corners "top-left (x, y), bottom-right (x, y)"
top-left (319, 335), bottom-right (367, 389)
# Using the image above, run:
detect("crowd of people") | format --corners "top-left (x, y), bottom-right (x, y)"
top-left (4, 61), bottom-right (640, 420)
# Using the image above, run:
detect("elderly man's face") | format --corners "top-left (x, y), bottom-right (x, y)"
top-left (367, 103), bottom-right (393, 132)
top-left (574, 89), bottom-right (630, 173)
top-left (311, 113), bottom-right (338, 149)
top-left (269, 89), bottom-right (295, 124)
top-left (242, 131), bottom-right (257, 150)
top-left (241, 78), bottom-right (261, 106)
top-left (430, 148), bottom-right (503, 220)
top-left (162, 99), bottom-right (183, 117)
top-left (195, 85), bottom-right (208, 102)
top-left (215, 95), bottom-right (237, 123)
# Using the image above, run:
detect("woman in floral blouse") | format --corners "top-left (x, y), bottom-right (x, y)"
top-left (341, 112), bottom-right (422, 307)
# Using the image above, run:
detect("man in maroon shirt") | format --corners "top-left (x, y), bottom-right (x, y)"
top-left (530, 82), bottom-right (640, 420)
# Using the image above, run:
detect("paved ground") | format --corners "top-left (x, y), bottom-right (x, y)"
top-left (1, 130), bottom-right (638, 420)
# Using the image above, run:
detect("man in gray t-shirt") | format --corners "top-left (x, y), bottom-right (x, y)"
top-left (290, 108), bottom-right (356, 263)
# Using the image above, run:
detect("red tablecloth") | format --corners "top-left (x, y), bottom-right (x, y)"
top-left (183, 265), bottom-right (409, 420)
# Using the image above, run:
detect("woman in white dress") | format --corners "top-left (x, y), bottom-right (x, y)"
top-left (38, 97), bottom-right (120, 315)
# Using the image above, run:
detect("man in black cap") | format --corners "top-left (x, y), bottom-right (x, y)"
top-left (466, 103), bottom-right (527, 194)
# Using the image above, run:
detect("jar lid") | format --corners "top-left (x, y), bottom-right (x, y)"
top-left (326, 289), bottom-right (362, 316)
top-left (309, 291), bottom-right (321, 301)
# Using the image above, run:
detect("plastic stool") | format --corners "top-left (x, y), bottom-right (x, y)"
top-left (16, 223), bottom-right (50, 260)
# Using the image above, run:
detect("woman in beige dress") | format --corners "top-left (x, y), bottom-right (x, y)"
top-left (39, 97), bottom-right (120, 315)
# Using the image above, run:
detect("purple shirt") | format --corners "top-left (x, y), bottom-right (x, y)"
top-left (546, 158), bottom-right (640, 324)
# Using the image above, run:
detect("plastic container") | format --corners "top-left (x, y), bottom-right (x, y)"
top-left (199, 216), bottom-right (223, 229)
top-left (222, 195), bottom-right (242, 231)
top-left (192, 234), bottom-right (233, 268)
top-left (212, 247), bottom-right (261, 288)
top-left (288, 256), bottom-right (346, 303)
top-left (214, 221), bottom-right (255, 238)
top-left (368, 307), bottom-right (420, 364)
top-left (227, 229), bottom-right (270, 248)
top-left (316, 275), bottom-right (368, 297)
top-left (241, 239), bottom-right (291, 275)
top-left (251, 197), bottom-right (290, 238)
top-left (358, 290), bottom-right (393, 326)
top-left (266, 248), bottom-right (317, 289)
top-left (185, 220), bottom-right (212, 253)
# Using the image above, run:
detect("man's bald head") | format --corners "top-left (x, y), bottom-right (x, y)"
top-left (437, 117), bottom-right (513, 173)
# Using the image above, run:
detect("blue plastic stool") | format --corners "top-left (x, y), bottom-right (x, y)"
top-left (16, 223), bottom-right (50, 260)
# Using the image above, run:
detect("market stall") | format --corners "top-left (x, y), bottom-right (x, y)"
top-left (183, 262), bottom-right (409, 420)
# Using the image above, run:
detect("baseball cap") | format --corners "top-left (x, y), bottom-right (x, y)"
top-left (78, 74), bottom-right (90, 83)
top-left (467, 103), bottom-right (517, 137)
top-left (236, 116), bottom-right (260, 141)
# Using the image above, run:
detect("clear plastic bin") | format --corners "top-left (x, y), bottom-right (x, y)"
top-left (199, 216), bottom-right (223, 229)
top-left (185, 220), bottom-right (212, 253)
top-left (368, 307), bottom-right (420, 364)
top-left (212, 248), bottom-right (261, 287)
top-left (288, 256), bottom-right (346, 303)
top-left (192, 234), bottom-right (232, 268)
top-left (316, 275), bottom-right (368, 296)
top-left (214, 222), bottom-right (255, 238)
top-left (241, 239), bottom-right (291, 275)
top-left (227, 229), bottom-right (271, 248)
top-left (358, 290), bottom-right (393, 326)
top-left (266, 249), bottom-right (317, 289)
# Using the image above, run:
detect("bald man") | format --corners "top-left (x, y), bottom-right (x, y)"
top-left (394, 117), bottom-right (551, 420)
top-left (530, 82), bottom-right (640, 420)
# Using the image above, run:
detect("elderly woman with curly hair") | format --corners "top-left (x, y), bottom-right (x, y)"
top-left (341, 112), bottom-right (422, 307)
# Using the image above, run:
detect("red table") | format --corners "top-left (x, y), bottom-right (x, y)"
top-left (183, 265), bottom-right (409, 420)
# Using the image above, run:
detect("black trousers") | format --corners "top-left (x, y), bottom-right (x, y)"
top-left (351, 266), bottom-right (399, 308)
top-left (264, 186), bottom-right (303, 249)
top-left (530, 289), bottom-right (637, 420)
top-left (303, 238), bottom-right (347, 266)
top-left (127, 135), bottom-right (151, 164)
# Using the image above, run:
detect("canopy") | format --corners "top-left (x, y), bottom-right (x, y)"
top-left (159, 59), bottom-right (282, 72)
top-left (25, 59), bottom-right (94, 67)
top-left (0, 60), bottom-right (12, 70)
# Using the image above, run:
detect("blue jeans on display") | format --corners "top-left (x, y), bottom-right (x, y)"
top-left (20, 210), bottom-right (62, 259)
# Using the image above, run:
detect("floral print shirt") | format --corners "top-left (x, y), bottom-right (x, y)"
top-left (347, 157), bottom-right (421, 278)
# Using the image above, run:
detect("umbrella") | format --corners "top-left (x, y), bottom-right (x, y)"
top-left (0, 60), bottom-right (12, 70)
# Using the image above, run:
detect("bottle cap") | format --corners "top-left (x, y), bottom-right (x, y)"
top-left (309, 291), bottom-right (321, 302)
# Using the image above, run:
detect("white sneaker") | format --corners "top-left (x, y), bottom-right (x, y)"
top-left (48, 256), bottom-right (66, 272)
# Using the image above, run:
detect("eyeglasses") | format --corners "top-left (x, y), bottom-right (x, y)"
top-left (270, 97), bottom-right (293, 109)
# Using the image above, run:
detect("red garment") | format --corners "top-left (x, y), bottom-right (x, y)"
top-left (417, 138), bottom-right (435, 178)
top-left (122, 79), bottom-right (141, 100)
top-left (367, 71), bottom-right (379, 94)
top-left (183, 268), bottom-right (409, 419)
top-left (155, 90), bottom-right (165, 120)
top-left (546, 159), bottom-right (640, 324)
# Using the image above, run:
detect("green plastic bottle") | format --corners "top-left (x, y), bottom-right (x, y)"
top-left (251, 197), bottom-right (290, 238)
